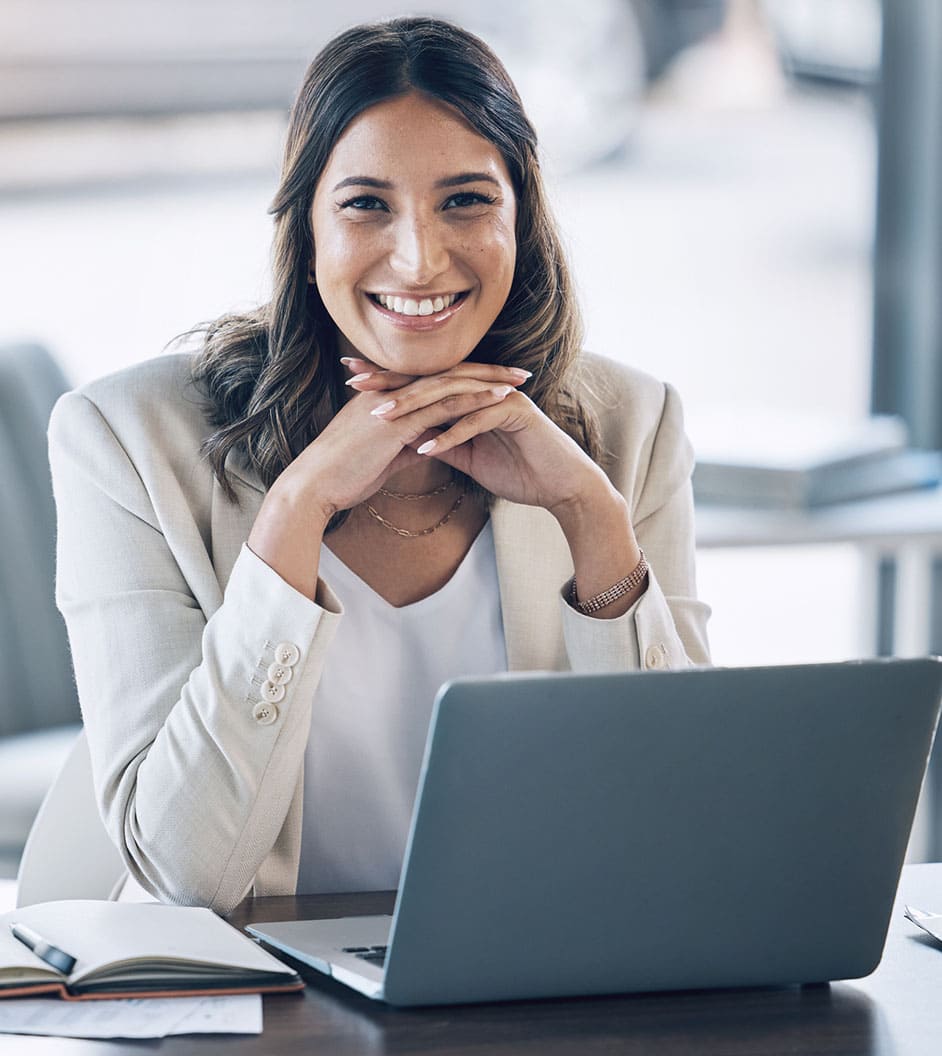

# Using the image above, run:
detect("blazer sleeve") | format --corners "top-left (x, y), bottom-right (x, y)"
top-left (48, 391), bottom-right (341, 914)
top-left (560, 381), bottom-right (711, 671)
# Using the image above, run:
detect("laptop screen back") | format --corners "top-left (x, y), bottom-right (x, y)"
top-left (382, 660), bottom-right (942, 1006)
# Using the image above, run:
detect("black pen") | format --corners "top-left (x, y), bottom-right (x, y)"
top-left (10, 923), bottom-right (77, 975)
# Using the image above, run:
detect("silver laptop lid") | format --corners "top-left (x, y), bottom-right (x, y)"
top-left (381, 659), bottom-right (942, 1006)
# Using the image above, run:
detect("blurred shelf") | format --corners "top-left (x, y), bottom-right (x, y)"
top-left (696, 484), bottom-right (942, 550)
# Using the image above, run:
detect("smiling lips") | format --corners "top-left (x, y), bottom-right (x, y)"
top-left (368, 290), bottom-right (468, 328)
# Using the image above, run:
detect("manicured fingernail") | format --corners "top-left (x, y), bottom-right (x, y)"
top-left (340, 357), bottom-right (358, 365)
top-left (371, 400), bottom-right (396, 416)
top-left (509, 368), bottom-right (532, 379)
top-left (346, 372), bottom-right (373, 385)
top-left (417, 440), bottom-right (437, 455)
top-left (492, 385), bottom-right (513, 397)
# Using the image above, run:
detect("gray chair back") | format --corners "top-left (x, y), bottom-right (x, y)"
top-left (0, 343), bottom-right (78, 735)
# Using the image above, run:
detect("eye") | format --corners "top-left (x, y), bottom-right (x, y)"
top-left (338, 195), bottom-right (388, 212)
top-left (444, 191), bottom-right (498, 210)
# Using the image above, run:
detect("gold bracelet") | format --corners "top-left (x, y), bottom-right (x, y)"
top-left (569, 551), bottom-right (648, 616)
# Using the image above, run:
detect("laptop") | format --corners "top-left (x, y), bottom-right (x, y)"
top-left (247, 658), bottom-right (942, 1006)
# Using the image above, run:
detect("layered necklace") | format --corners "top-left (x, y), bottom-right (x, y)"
top-left (363, 475), bottom-right (466, 538)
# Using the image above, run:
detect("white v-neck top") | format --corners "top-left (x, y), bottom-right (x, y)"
top-left (297, 521), bottom-right (508, 894)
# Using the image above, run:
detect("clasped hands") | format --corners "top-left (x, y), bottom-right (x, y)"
top-left (324, 354), bottom-right (616, 523)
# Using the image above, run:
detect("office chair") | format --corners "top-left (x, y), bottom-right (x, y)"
top-left (0, 343), bottom-right (81, 877)
top-left (0, 342), bottom-right (78, 735)
top-left (16, 729), bottom-right (126, 907)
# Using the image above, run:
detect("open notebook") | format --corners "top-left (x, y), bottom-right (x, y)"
top-left (1, 901), bottom-right (301, 1000)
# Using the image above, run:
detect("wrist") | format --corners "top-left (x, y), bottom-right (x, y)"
top-left (265, 472), bottom-right (336, 535)
top-left (247, 477), bottom-right (332, 601)
top-left (552, 478), bottom-right (644, 618)
top-left (569, 550), bottom-right (648, 616)
top-left (550, 474), bottom-right (628, 543)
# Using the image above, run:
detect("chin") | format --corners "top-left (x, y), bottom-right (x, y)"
top-left (375, 341), bottom-right (474, 376)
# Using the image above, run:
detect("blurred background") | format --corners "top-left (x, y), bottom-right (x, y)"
top-left (5, 0), bottom-right (942, 895)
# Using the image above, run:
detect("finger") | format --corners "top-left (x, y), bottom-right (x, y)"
top-left (345, 358), bottom-right (530, 393)
top-left (346, 368), bottom-right (418, 391)
top-left (406, 428), bottom-right (471, 475)
top-left (416, 393), bottom-right (530, 456)
top-left (348, 365), bottom-right (530, 395)
top-left (340, 355), bottom-right (422, 392)
top-left (369, 368), bottom-right (531, 419)
top-left (393, 386), bottom-right (517, 445)
top-left (344, 355), bottom-right (529, 382)
top-left (436, 362), bottom-right (532, 384)
top-left (340, 356), bottom-right (380, 374)
top-left (368, 378), bottom-right (495, 420)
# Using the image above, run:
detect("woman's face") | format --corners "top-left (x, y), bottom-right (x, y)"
top-left (310, 91), bottom-right (517, 375)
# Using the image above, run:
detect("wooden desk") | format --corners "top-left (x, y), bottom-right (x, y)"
top-left (9, 863), bottom-right (942, 1054)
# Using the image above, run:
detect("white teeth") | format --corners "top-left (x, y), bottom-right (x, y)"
top-left (375, 293), bottom-right (459, 316)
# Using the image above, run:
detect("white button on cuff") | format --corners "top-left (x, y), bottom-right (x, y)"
top-left (644, 644), bottom-right (668, 670)
top-left (274, 642), bottom-right (300, 667)
top-left (260, 681), bottom-right (286, 704)
top-left (267, 662), bottom-right (293, 686)
top-left (252, 701), bottom-right (279, 726)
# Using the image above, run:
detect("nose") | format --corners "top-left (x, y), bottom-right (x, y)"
top-left (388, 213), bottom-right (449, 286)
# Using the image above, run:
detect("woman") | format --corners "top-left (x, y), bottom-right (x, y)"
top-left (49, 17), bottom-right (710, 914)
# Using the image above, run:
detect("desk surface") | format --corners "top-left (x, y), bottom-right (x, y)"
top-left (9, 863), bottom-right (942, 1054)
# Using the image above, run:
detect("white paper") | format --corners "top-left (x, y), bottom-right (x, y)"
top-left (0, 994), bottom-right (262, 1039)
top-left (905, 907), bottom-right (942, 945)
top-left (160, 994), bottom-right (263, 1036)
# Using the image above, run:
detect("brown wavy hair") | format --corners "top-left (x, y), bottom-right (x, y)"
top-left (188, 16), bottom-right (602, 518)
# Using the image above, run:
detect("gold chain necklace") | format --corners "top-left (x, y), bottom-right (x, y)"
top-left (364, 484), bottom-right (466, 538)
top-left (378, 478), bottom-right (455, 501)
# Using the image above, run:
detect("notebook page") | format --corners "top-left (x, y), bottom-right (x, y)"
top-left (2, 902), bottom-right (292, 985)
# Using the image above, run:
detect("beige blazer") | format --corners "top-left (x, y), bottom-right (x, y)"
top-left (49, 352), bottom-right (710, 914)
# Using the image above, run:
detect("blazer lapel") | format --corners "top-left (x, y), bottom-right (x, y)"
top-left (491, 499), bottom-right (573, 672)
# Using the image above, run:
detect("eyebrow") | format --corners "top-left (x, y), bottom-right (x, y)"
top-left (331, 171), bottom-right (501, 193)
top-left (435, 172), bottom-right (501, 189)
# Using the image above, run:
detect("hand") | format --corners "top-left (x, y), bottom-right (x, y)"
top-left (349, 357), bottom-right (612, 517)
top-left (276, 356), bottom-right (532, 524)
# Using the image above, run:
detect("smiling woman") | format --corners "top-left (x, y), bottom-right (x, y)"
top-left (46, 17), bottom-right (711, 910)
